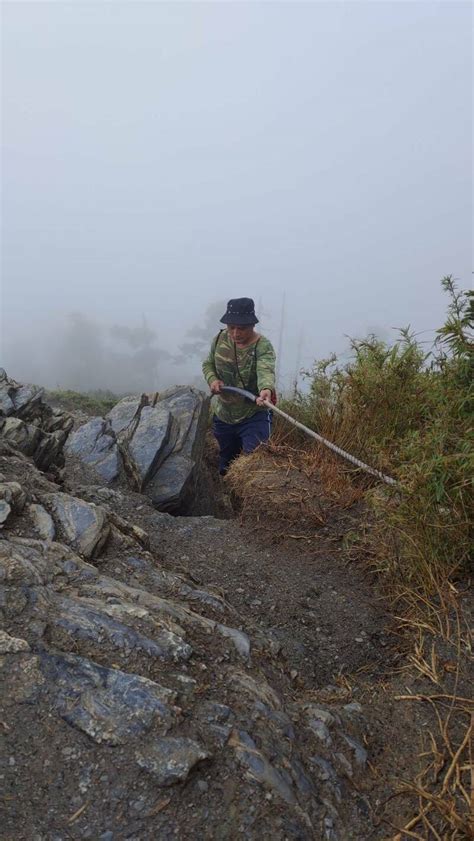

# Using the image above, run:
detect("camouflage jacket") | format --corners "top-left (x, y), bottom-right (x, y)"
top-left (202, 329), bottom-right (276, 423)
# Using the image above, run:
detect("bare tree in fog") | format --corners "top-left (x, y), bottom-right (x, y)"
top-left (174, 300), bottom-right (227, 364)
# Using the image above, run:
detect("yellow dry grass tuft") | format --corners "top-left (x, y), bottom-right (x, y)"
top-left (225, 425), bottom-right (364, 541)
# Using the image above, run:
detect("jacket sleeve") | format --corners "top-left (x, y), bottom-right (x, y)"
top-left (256, 339), bottom-right (276, 391)
top-left (202, 335), bottom-right (219, 386)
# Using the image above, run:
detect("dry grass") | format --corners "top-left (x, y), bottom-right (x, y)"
top-left (225, 422), bottom-right (365, 542)
top-left (380, 703), bottom-right (473, 840)
top-left (374, 587), bottom-right (473, 841)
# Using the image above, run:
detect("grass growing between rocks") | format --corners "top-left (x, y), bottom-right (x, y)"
top-left (45, 388), bottom-right (120, 415)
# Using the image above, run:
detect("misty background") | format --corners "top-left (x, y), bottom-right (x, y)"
top-left (1, 1), bottom-right (472, 395)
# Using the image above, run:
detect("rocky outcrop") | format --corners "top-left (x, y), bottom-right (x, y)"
top-left (66, 386), bottom-right (210, 513)
top-left (0, 369), bottom-right (73, 474)
top-left (0, 434), bottom-right (373, 840)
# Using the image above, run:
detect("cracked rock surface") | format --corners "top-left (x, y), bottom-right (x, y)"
top-left (65, 386), bottom-right (210, 513)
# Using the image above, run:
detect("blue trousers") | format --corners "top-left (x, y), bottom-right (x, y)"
top-left (212, 410), bottom-right (273, 475)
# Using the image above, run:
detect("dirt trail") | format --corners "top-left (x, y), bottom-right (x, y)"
top-left (151, 514), bottom-right (394, 688)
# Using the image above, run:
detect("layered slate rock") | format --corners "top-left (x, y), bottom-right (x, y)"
top-left (146, 386), bottom-right (210, 511)
top-left (40, 652), bottom-right (177, 745)
top-left (65, 417), bottom-right (122, 483)
top-left (0, 480), bottom-right (26, 528)
top-left (0, 369), bottom-right (72, 472)
top-left (121, 405), bottom-right (172, 491)
top-left (42, 492), bottom-right (110, 558)
top-left (66, 386), bottom-right (209, 513)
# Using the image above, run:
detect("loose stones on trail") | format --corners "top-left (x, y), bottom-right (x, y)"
top-left (135, 737), bottom-right (210, 785)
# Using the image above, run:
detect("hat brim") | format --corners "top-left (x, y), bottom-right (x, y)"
top-left (220, 313), bottom-right (259, 325)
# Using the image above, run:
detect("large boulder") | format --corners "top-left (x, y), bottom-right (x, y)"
top-left (66, 387), bottom-right (210, 513)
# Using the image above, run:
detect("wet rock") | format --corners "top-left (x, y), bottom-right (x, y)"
top-left (42, 493), bottom-right (110, 558)
top-left (40, 652), bottom-right (177, 744)
top-left (135, 737), bottom-right (209, 785)
top-left (65, 417), bottom-right (122, 483)
top-left (0, 629), bottom-right (30, 653)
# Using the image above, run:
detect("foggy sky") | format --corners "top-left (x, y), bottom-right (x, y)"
top-left (1, 1), bottom-right (472, 392)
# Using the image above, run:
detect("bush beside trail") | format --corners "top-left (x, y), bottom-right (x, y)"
top-left (227, 277), bottom-right (473, 840)
top-left (274, 277), bottom-right (472, 597)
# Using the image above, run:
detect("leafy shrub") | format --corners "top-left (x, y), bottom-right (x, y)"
top-left (283, 278), bottom-right (473, 591)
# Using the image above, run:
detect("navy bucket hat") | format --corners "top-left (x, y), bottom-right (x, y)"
top-left (220, 298), bottom-right (259, 325)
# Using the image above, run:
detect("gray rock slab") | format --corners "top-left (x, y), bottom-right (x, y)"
top-left (66, 418), bottom-right (122, 483)
top-left (127, 405), bottom-right (172, 489)
top-left (40, 652), bottom-right (177, 744)
top-left (0, 499), bottom-right (12, 527)
top-left (29, 503), bottom-right (56, 541)
top-left (0, 416), bottom-right (42, 456)
top-left (48, 592), bottom-right (193, 661)
top-left (0, 369), bottom-right (43, 419)
top-left (12, 382), bottom-right (44, 418)
top-left (43, 492), bottom-right (110, 558)
top-left (135, 737), bottom-right (209, 785)
top-left (157, 387), bottom-right (202, 454)
top-left (147, 453), bottom-right (194, 511)
top-left (229, 729), bottom-right (297, 805)
top-left (106, 396), bottom-right (142, 435)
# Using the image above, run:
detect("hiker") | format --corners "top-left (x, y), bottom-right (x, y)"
top-left (202, 298), bottom-right (276, 475)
